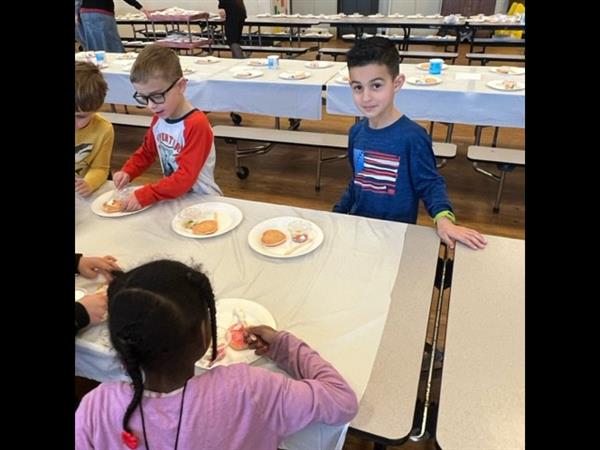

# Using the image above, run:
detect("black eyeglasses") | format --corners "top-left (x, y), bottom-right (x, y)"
top-left (132, 78), bottom-right (180, 105)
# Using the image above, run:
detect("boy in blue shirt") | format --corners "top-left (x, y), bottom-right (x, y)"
top-left (333, 37), bottom-right (487, 250)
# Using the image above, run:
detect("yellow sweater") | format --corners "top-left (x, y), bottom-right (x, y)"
top-left (75, 113), bottom-right (114, 193)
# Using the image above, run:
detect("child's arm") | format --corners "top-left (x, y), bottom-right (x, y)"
top-left (410, 138), bottom-right (454, 218)
top-left (409, 138), bottom-right (487, 250)
top-left (332, 135), bottom-right (355, 213)
top-left (246, 326), bottom-right (358, 432)
top-left (133, 119), bottom-right (214, 207)
top-left (119, 124), bottom-right (159, 182)
top-left (332, 179), bottom-right (355, 213)
top-left (435, 216), bottom-right (487, 250)
top-left (81, 125), bottom-right (114, 194)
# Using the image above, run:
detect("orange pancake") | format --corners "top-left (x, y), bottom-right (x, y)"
top-left (261, 229), bottom-right (287, 247)
top-left (102, 199), bottom-right (124, 213)
top-left (192, 219), bottom-right (219, 235)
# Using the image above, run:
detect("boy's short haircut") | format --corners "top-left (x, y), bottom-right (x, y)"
top-left (130, 44), bottom-right (183, 84)
top-left (75, 61), bottom-right (108, 112)
top-left (346, 36), bottom-right (400, 79)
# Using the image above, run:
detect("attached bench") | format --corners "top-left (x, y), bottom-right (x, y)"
top-left (469, 37), bottom-right (525, 53)
top-left (213, 125), bottom-right (456, 191)
top-left (102, 112), bottom-right (152, 127)
top-left (467, 145), bottom-right (525, 213)
top-left (398, 50), bottom-right (458, 64)
top-left (318, 48), bottom-right (459, 63)
top-left (213, 125), bottom-right (347, 190)
top-left (210, 44), bottom-right (310, 58)
top-left (317, 47), bottom-right (349, 60)
top-left (466, 52), bottom-right (525, 65)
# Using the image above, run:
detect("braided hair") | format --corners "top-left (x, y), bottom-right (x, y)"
top-left (107, 259), bottom-right (218, 435)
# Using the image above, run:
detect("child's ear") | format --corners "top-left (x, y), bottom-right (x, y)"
top-left (178, 77), bottom-right (188, 92)
top-left (393, 73), bottom-right (405, 92)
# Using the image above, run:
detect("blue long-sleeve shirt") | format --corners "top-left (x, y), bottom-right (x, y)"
top-left (333, 115), bottom-right (452, 223)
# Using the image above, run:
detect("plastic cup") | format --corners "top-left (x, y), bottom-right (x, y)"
top-left (428, 58), bottom-right (443, 75)
top-left (287, 220), bottom-right (311, 243)
top-left (95, 50), bottom-right (106, 66)
top-left (267, 55), bottom-right (279, 69)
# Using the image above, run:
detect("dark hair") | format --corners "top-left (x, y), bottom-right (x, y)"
top-left (346, 36), bottom-right (400, 78)
top-left (107, 259), bottom-right (217, 435)
top-left (75, 61), bottom-right (108, 112)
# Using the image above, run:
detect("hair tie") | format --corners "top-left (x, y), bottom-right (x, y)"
top-left (121, 430), bottom-right (139, 449)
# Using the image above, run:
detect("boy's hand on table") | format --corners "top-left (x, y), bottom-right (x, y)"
top-left (436, 217), bottom-right (487, 250)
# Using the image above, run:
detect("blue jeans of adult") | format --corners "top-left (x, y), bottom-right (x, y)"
top-left (79, 12), bottom-right (124, 53)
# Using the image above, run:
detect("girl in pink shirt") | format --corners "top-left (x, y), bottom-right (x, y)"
top-left (75, 259), bottom-right (358, 449)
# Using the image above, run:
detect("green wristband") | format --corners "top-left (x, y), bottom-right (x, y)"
top-left (433, 210), bottom-right (456, 224)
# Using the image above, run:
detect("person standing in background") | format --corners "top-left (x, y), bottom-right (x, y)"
top-left (78, 0), bottom-right (150, 53)
top-left (218, 0), bottom-right (247, 58)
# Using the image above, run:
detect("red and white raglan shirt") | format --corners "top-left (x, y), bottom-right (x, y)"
top-left (121, 109), bottom-right (222, 207)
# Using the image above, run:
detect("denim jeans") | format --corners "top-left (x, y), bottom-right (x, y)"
top-left (79, 12), bottom-right (124, 53)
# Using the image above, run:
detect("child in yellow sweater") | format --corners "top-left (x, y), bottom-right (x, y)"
top-left (75, 61), bottom-right (114, 197)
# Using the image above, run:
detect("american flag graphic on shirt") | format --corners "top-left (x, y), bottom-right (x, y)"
top-left (354, 149), bottom-right (400, 195)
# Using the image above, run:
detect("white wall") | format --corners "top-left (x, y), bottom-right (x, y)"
top-left (291, 0), bottom-right (337, 15)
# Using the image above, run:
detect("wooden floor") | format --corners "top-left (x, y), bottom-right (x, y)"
top-left (95, 40), bottom-right (524, 450)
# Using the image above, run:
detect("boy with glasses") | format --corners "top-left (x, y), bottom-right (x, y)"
top-left (75, 61), bottom-right (114, 197)
top-left (113, 44), bottom-right (222, 211)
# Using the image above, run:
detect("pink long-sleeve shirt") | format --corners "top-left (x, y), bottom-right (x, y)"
top-left (75, 331), bottom-right (358, 449)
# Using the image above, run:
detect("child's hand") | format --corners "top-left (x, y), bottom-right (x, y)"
top-left (436, 217), bottom-right (487, 250)
top-left (246, 325), bottom-right (278, 356)
top-left (218, 8), bottom-right (226, 18)
top-left (123, 193), bottom-right (143, 212)
top-left (112, 171), bottom-right (130, 190)
top-left (78, 255), bottom-right (121, 280)
top-left (75, 178), bottom-right (93, 197)
top-left (79, 292), bottom-right (108, 325)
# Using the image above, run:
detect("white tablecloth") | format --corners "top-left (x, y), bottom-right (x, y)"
top-left (326, 63), bottom-right (525, 127)
top-left (194, 59), bottom-right (345, 119)
top-left (75, 183), bottom-right (408, 450)
top-left (100, 53), bottom-right (346, 119)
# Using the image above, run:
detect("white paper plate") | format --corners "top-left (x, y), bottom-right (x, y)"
top-left (406, 75), bottom-right (442, 86)
top-left (279, 71), bottom-right (311, 80)
top-left (486, 79), bottom-right (525, 91)
top-left (196, 298), bottom-right (277, 369)
top-left (304, 60), bottom-right (334, 69)
top-left (489, 66), bottom-right (525, 75)
top-left (246, 58), bottom-right (269, 67)
top-left (232, 69), bottom-right (263, 79)
top-left (91, 187), bottom-right (152, 218)
top-left (171, 202), bottom-right (243, 238)
top-left (195, 56), bottom-right (220, 64)
top-left (115, 52), bottom-right (138, 60)
top-left (416, 62), bottom-right (448, 71)
top-left (247, 216), bottom-right (324, 258)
